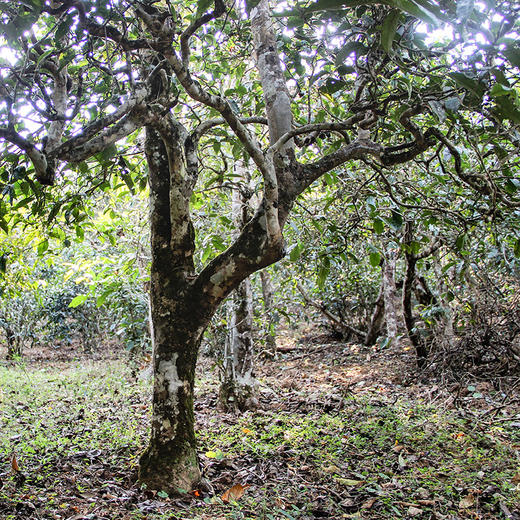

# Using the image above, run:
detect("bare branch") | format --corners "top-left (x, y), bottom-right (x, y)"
top-left (52, 88), bottom-right (147, 159)
top-left (180, 0), bottom-right (226, 64)
top-left (268, 118), bottom-right (363, 154)
top-left (192, 116), bottom-right (267, 143)
top-left (55, 112), bottom-right (144, 163)
top-left (299, 138), bottom-right (383, 192)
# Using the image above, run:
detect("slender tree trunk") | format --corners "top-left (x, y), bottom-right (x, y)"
top-left (382, 250), bottom-right (411, 350)
top-left (5, 327), bottom-right (21, 360)
top-left (365, 284), bottom-right (384, 346)
top-left (219, 278), bottom-right (256, 410)
top-left (402, 222), bottom-right (428, 366)
top-left (433, 252), bottom-right (455, 343)
top-left (219, 165), bottom-right (257, 411)
top-left (260, 270), bottom-right (277, 357)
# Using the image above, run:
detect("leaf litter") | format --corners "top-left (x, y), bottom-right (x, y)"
top-left (0, 330), bottom-right (519, 519)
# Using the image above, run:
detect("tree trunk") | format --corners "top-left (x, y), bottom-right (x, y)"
top-left (433, 252), bottom-right (455, 344)
top-left (260, 269), bottom-right (277, 357)
top-left (219, 165), bottom-right (257, 411)
top-left (6, 326), bottom-right (21, 360)
top-left (219, 278), bottom-right (256, 411)
top-left (138, 126), bottom-right (205, 493)
top-left (382, 250), bottom-right (411, 350)
top-left (402, 222), bottom-right (428, 366)
top-left (365, 284), bottom-right (384, 346)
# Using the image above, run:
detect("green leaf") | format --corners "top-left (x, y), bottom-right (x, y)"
top-left (369, 252), bottom-right (381, 267)
top-left (196, 0), bottom-right (213, 18)
top-left (317, 257), bottom-right (330, 289)
top-left (304, 0), bottom-right (443, 25)
top-left (47, 202), bottom-right (62, 224)
top-left (335, 41), bottom-right (368, 65)
top-left (37, 239), bottom-right (49, 255)
top-left (319, 78), bottom-right (347, 94)
top-left (455, 234), bottom-right (468, 251)
top-left (96, 288), bottom-right (114, 308)
top-left (449, 72), bottom-right (484, 97)
top-left (76, 226), bottom-right (85, 240)
top-left (503, 44), bottom-right (520, 68)
top-left (490, 83), bottom-right (514, 98)
top-left (373, 218), bottom-right (385, 234)
top-left (69, 294), bottom-right (88, 308)
top-left (388, 210), bottom-right (403, 230)
top-left (55, 15), bottom-right (73, 41)
top-left (494, 96), bottom-right (520, 124)
top-left (514, 238), bottom-right (520, 259)
top-left (381, 9), bottom-right (401, 53)
top-left (456, 0), bottom-right (473, 22)
top-left (289, 243), bottom-right (303, 261)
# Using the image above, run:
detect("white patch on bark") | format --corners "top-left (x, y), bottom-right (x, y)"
top-left (236, 371), bottom-right (255, 389)
top-left (158, 354), bottom-right (183, 398)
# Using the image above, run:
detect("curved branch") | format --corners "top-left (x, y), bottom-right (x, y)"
top-left (268, 118), bottom-right (363, 154)
top-left (299, 138), bottom-right (383, 192)
top-left (180, 0), bottom-right (226, 64)
top-left (0, 128), bottom-right (49, 182)
top-left (192, 116), bottom-right (267, 144)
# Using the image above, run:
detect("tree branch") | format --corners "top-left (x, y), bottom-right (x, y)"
top-left (0, 128), bottom-right (49, 181)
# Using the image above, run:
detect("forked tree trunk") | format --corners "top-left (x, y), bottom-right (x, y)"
top-left (138, 126), bottom-right (207, 492)
top-left (137, 122), bottom-right (284, 492)
top-left (137, 0), bottom-right (381, 494)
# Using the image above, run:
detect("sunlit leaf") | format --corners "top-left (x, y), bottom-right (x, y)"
top-left (69, 294), bottom-right (89, 308)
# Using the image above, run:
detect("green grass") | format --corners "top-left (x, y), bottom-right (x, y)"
top-left (1, 360), bottom-right (519, 519)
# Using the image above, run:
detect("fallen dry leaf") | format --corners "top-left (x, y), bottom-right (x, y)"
top-left (221, 483), bottom-right (250, 503)
top-left (361, 497), bottom-right (377, 509)
top-left (408, 506), bottom-right (423, 516)
top-left (333, 477), bottom-right (364, 487)
top-left (11, 453), bottom-right (20, 473)
top-left (459, 494), bottom-right (475, 509)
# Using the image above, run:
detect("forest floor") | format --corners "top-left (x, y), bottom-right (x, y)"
top-left (0, 328), bottom-right (519, 520)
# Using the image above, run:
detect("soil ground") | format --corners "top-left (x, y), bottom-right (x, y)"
top-left (1, 329), bottom-right (519, 519)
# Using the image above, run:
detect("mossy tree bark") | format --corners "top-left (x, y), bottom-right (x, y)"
top-left (137, 125), bottom-right (205, 492)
